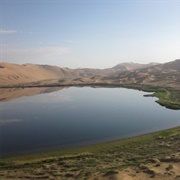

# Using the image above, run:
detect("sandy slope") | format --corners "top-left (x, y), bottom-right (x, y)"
top-left (0, 63), bottom-right (81, 85)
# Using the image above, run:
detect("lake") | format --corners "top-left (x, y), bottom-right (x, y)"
top-left (0, 87), bottom-right (180, 157)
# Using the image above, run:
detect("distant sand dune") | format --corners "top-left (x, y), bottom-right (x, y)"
top-left (0, 63), bottom-right (82, 85)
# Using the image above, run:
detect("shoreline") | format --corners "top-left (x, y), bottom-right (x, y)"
top-left (0, 82), bottom-right (172, 89)
top-left (0, 126), bottom-right (179, 180)
top-left (0, 125), bottom-right (178, 159)
top-left (1, 126), bottom-right (179, 160)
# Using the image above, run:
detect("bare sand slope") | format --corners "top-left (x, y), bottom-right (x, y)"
top-left (0, 63), bottom-right (80, 86)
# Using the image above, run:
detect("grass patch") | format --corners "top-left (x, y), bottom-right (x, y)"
top-left (114, 84), bottom-right (180, 110)
top-left (151, 91), bottom-right (180, 109)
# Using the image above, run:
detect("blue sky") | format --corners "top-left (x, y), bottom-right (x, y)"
top-left (1, 0), bottom-right (180, 68)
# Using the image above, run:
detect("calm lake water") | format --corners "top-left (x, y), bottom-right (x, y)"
top-left (0, 87), bottom-right (180, 157)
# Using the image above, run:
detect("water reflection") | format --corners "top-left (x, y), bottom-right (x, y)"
top-left (0, 87), bottom-right (65, 102)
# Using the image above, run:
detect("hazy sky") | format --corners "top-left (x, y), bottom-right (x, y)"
top-left (1, 0), bottom-right (180, 68)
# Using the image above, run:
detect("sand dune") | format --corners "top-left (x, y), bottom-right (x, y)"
top-left (0, 63), bottom-right (82, 86)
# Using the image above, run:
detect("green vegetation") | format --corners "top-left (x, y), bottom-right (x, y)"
top-left (121, 84), bottom-right (180, 110)
top-left (0, 126), bottom-right (179, 179)
top-left (144, 90), bottom-right (180, 110)
top-left (152, 91), bottom-right (180, 109)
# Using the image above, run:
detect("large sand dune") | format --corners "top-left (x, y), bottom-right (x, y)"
top-left (0, 63), bottom-right (82, 85)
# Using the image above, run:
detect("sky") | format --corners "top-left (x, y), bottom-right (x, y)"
top-left (1, 0), bottom-right (180, 68)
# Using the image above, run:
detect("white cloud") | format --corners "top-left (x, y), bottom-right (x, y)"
top-left (0, 30), bottom-right (17, 34)
top-left (1, 46), bottom-right (70, 63)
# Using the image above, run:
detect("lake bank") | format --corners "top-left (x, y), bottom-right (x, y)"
top-left (0, 126), bottom-right (179, 180)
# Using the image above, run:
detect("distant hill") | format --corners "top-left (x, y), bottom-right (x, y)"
top-left (112, 62), bottom-right (159, 71)
top-left (163, 59), bottom-right (180, 70)
top-left (0, 61), bottom-right (157, 86)
top-left (1, 60), bottom-right (179, 89)
top-left (101, 59), bottom-right (180, 89)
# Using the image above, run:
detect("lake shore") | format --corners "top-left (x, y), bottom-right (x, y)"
top-left (0, 126), bottom-right (179, 180)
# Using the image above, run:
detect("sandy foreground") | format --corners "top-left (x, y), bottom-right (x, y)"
top-left (90, 161), bottom-right (180, 180)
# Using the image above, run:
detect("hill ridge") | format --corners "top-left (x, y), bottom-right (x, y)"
top-left (0, 60), bottom-right (179, 89)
